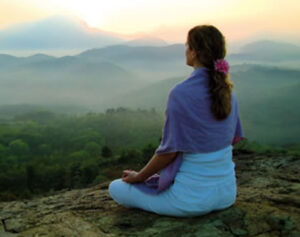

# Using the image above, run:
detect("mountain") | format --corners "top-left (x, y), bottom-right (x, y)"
top-left (0, 15), bottom-right (169, 55)
top-left (103, 64), bottom-right (300, 146)
top-left (24, 54), bottom-right (55, 63)
top-left (0, 43), bottom-right (189, 110)
top-left (126, 36), bottom-right (168, 47)
top-left (1, 41), bottom-right (300, 145)
top-left (0, 54), bottom-right (140, 108)
top-left (0, 54), bottom-right (23, 68)
top-left (100, 76), bottom-right (184, 111)
top-left (228, 40), bottom-right (300, 62)
top-left (78, 44), bottom-right (189, 81)
top-left (0, 53), bottom-right (56, 70)
top-left (78, 44), bottom-right (184, 63)
top-left (229, 64), bottom-right (300, 145)
top-left (0, 15), bottom-right (124, 50)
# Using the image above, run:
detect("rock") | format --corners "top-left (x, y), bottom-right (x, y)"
top-left (0, 153), bottom-right (300, 236)
top-left (0, 230), bottom-right (18, 236)
top-left (230, 228), bottom-right (248, 236)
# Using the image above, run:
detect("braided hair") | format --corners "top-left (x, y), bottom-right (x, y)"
top-left (187, 25), bottom-right (233, 120)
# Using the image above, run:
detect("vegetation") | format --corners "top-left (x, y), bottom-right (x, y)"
top-left (0, 107), bottom-right (299, 202)
top-left (0, 108), bottom-right (161, 201)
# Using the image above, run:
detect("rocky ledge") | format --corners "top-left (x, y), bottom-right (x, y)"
top-left (0, 152), bottom-right (300, 237)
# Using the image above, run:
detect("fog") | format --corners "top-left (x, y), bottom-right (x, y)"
top-left (1, 17), bottom-right (300, 146)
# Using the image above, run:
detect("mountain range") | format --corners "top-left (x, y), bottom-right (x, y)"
top-left (0, 15), bottom-right (169, 54)
top-left (228, 40), bottom-right (300, 65)
top-left (1, 17), bottom-right (300, 146)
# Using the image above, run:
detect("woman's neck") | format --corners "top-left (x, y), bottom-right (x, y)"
top-left (192, 61), bottom-right (205, 70)
top-left (193, 64), bottom-right (205, 70)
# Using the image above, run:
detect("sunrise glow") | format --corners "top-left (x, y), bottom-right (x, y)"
top-left (0, 0), bottom-right (300, 43)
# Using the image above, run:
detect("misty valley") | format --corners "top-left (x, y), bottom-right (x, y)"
top-left (0, 41), bottom-right (300, 145)
top-left (0, 40), bottom-right (300, 201)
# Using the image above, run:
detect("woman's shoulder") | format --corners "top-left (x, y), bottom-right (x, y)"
top-left (169, 80), bottom-right (185, 97)
top-left (231, 92), bottom-right (239, 105)
top-left (170, 76), bottom-right (193, 94)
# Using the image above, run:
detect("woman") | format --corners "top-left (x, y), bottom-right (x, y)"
top-left (108, 25), bottom-right (244, 217)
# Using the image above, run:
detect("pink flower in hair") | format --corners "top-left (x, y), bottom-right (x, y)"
top-left (214, 59), bottom-right (230, 74)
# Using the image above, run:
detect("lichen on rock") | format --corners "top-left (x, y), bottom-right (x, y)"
top-left (0, 152), bottom-right (300, 237)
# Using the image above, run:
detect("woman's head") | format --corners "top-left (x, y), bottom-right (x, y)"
top-left (186, 25), bottom-right (226, 68)
top-left (186, 25), bottom-right (233, 120)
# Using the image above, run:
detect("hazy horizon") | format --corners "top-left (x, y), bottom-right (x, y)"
top-left (1, 0), bottom-right (300, 57)
top-left (1, 0), bottom-right (300, 44)
top-left (1, 0), bottom-right (300, 146)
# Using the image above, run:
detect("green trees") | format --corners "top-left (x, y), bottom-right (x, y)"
top-left (9, 139), bottom-right (30, 157)
top-left (37, 144), bottom-right (52, 156)
top-left (85, 142), bottom-right (102, 156)
top-left (0, 143), bottom-right (7, 158)
top-left (0, 108), bottom-right (163, 201)
top-left (26, 165), bottom-right (35, 193)
top-left (142, 143), bottom-right (157, 164)
top-left (119, 148), bottom-right (142, 164)
top-left (101, 145), bottom-right (112, 158)
top-left (0, 106), bottom-right (298, 202)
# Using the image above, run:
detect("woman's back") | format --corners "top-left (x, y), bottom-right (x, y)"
top-left (159, 67), bottom-right (241, 154)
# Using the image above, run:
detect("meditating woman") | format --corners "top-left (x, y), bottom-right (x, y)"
top-left (108, 24), bottom-right (244, 217)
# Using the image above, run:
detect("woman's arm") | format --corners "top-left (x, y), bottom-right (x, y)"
top-left (122, 152), bottom-right (178, 183)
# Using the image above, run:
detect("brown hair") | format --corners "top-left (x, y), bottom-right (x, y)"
top-left (187, 25), bottom-right (233, 120)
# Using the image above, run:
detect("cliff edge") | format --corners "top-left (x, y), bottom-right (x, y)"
top-left (1, 152), bottom-right (300, 237)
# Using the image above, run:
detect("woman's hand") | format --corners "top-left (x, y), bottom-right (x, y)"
top-left (122, 170), bottom-right (142, 183)
top-left (121, 152), bottom-right (177, 184)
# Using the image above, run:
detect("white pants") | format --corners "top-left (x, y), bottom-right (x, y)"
top-left (108, 145), bottom-right (237, 217)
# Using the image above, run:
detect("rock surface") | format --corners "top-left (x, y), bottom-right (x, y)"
top-left (1, 152), bottom-right (300, 237)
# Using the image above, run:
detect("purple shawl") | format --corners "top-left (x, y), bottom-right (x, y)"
top-left (133, 67), bottom-right (244, 194)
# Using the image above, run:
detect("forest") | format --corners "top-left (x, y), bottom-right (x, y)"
top-left (0, 108), bottom-right (161, 201)
top-left (0, 107), bottom-right (298, 202)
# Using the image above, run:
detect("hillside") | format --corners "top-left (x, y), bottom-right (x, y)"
top-left (100, 76), bottom-right (184, 111)
top-left (77, 44), bottom-right (189, 81)
top-left (0, 56), bottom-right (140, 107)
top-left (0, 15), bottom-right (123, 51)
top-left (104, 64), bottom-right (300, 146)
top-left (1, 43), bottom-right (300, 145)
top-left (1, 151), bottom-right (299, 236)
top-left (228, 40), bottom-right (300, 62)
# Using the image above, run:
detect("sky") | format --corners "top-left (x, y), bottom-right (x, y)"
top-left (0, 0), bottom-right (300, 43)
